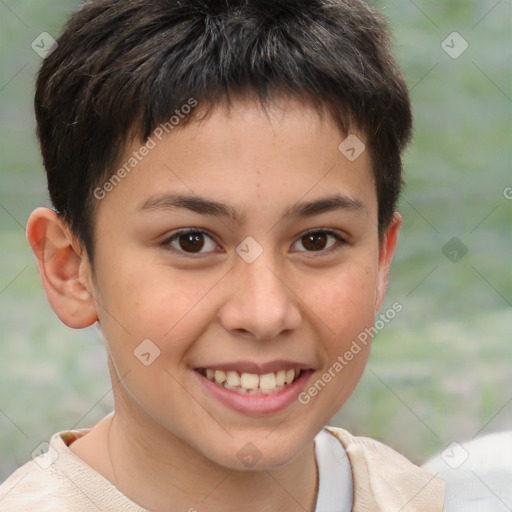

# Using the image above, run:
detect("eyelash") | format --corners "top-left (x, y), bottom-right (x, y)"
top-left (160, 228), bottom-right (347, 258)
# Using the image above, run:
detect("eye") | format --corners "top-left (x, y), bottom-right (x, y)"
top-left (292, 229), bottom-right (346, 254)
top-left (161, 228), bottom-right (346, 257)
top-left (161, 229), bottom-right (219, 255)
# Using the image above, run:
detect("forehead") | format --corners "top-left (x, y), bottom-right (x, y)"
top-left (95, 96), bottom-right (376, 224)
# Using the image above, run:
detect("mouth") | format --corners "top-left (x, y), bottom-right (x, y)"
top-left (196, 367), bottom-right (304, 395)
top-left (193, 361), bottom-right (314, 415)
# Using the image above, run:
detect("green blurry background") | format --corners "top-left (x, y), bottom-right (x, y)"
top-left (0, 0), bottom-right (510, 479)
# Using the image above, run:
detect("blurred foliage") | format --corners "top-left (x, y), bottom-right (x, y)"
top-left (0, 0), bottom-right (511, 478)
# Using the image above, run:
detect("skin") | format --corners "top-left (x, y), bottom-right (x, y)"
top-left (26, 96), bottom-right (401, 511)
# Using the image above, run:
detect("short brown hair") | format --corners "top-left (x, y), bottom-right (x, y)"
top-left (35, 0), bottom-right (412, 263)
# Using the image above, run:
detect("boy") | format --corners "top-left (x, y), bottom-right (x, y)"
top-left (0, 0), bottom-right (445, 510)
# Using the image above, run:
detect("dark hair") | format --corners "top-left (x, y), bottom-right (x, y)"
top-left (35, 0), bottom-right (412, 263)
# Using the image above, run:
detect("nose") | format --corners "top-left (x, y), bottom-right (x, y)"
top-left (218, 254), bottom-right (302, 341)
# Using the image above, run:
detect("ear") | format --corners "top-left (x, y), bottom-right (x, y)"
top-left (26, 207), bottom-right (98, 328)
top-left (375, 212), bottom-right (402, 311)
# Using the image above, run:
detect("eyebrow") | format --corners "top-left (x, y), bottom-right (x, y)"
top-left (138, 193), bottom-right (365, 224)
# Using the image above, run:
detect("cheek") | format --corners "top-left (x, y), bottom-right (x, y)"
top-left (95, 249), bottom-right (191, 331)
top-left (304, 260), bottom-right (377, 407)
top-left (311, 260), bottom-right (379, 335)
top-left (301, 274), bottom-right (375, 421)
top-left (96, 259), bottom-right (223, 376)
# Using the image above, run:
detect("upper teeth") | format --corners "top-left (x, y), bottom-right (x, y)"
top-left (204, 369), bottom-right (298, 394)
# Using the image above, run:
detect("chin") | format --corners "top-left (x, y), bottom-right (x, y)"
top-left (200, 432), bottom-right (310, 472)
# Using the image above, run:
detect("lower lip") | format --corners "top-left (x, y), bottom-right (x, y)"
top-left (194, 370), bottom-right (313, 415)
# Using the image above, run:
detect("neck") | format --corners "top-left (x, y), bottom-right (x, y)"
top-left (106, 403), bottom-right (319, 512)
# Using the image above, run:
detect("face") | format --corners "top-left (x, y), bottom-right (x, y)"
top-left (85, 96), bottom-right (398, 470)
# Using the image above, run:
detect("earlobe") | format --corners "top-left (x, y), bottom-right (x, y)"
top-left (375, 212), bottom-right (402, 311)
top-left (26, 207), bottom-right (98, 328)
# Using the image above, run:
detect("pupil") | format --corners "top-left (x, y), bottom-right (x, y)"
top-left (304, 233), bottom-right (327, 251)
top-left (179, 233), bottom-right (204, 252)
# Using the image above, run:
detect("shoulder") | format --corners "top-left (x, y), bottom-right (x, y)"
top-left (422, 430), bottom-right (512, 512)
top-left (0, 431), bottom-right (147, 512)
top-left (325, 426), bottom-right (445, 512)
top-left (0, 455), bottom-right (73, 511)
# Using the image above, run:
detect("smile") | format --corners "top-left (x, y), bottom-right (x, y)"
top-left (197, 368), bottom-right (302, 394)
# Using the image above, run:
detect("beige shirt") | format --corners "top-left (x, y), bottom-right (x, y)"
top-left (0, 426), bottom-right (444, 511)
top-left (326, 427), bottom-right (445, 511)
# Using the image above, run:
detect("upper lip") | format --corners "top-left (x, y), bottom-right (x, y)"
top-left (195, 360), bottom-right (313, 374)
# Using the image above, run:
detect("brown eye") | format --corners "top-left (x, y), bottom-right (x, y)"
top-left (163, 229), bottom-right (218, 255)
top-left (292, 229), bottom-right (345, 254)
top-left (178, 232), bottom-right (205, 253)
top-left (302, 232), bottom-right (328, 251)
